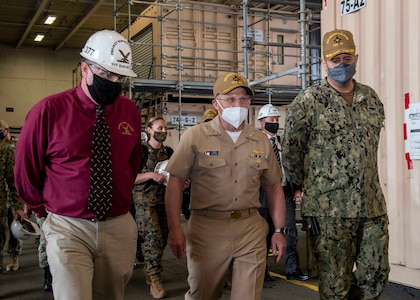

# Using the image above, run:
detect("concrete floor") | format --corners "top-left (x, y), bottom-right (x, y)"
top-left (1, 220), bottom-right (420, 300)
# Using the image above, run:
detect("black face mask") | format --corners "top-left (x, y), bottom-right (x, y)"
top-left (264, 122), bottom-right (279, 134)
top-left (88, 74), bottom-right (122, 106)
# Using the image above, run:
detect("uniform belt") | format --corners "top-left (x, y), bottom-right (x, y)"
top-left (191, 208), bottom-right (258, 219)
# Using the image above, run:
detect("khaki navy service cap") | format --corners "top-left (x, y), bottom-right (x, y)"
top-left (203, 108), bottom-right (218, 122)
top-left (322, 29), bottom-right (356, 60)
top-left (213, 72), bottom-right (254, 97)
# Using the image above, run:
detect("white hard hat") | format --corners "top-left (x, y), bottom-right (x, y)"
top-left (11, 218), bottom-right (41, 240)
top-left (141, 132), bottom-right (148, 143)
top-left (154, 159), bottom-right (170, 186)
top-left (258, 104), bottom-right (280, 120)
top-left (80, 30), bottom-right (137, 77)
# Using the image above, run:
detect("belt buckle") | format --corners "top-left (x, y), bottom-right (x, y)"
top-left (231, 210), bottom-right (242, 219)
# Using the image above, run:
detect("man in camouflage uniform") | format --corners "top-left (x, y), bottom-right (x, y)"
top-left (132, 116), bottom-right (173, 299)
top-left (35, 215), bottom-right (53, 291)
top-left (282, 29), bottom-right (390, 299)
top-left (0, 120), bottom-right (25, 273)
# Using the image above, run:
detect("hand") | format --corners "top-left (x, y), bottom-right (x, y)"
top-left (14, 210), bottom-right (28, 221)
top-left (183, 178), bottom-right (191, 189)
top-left (153, 172), bottom-right (167, 184)
top-left (294, 196), bottom-right (302, 205)
top-left (168, 227), bottom-right (186, 260)
top-left (293, 191), bottom-right (303, 205)
top-left (271, 233), bottom-right (286, 263)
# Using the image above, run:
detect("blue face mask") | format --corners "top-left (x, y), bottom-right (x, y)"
top-left (327, 62), bottom-right (356, 85)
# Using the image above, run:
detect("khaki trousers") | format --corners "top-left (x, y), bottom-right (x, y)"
top-left (43, 212), bottom-right (137, 300)
top-left (185, 211), bottom-right (268, 300)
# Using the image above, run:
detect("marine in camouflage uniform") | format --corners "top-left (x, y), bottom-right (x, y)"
top-left (282, 29), bottom-right (390, 300)
top-left (132, 117), bottom-right (173, 298)
top-left (6, 136), bottom-right (23, 263)
top-left (0, 132), bottom-right (23, 272)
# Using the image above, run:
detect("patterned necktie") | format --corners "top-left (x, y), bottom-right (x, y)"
top-left (270, 136), bottom-right (281, 166)
top-left (88, 105), bottom-right (113, 220)
top-left (270, 136), bottom-right (287, 186)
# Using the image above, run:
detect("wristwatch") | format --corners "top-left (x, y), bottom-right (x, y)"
top-left (274, 227), bottom-right (289, 237)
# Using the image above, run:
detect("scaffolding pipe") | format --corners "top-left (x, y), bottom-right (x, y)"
top-left (177, 0), bottom-right (183, 140)
top-left (299, 0), bottom-right (307, 89)
top-left (250, 67), bottom-right (299, 86)
top-left (128, 1), bottom-right (133, 100)
top-left (243, 0), bottom-right (250, 79)
top-left (266, 5), bottom-right (272, 103)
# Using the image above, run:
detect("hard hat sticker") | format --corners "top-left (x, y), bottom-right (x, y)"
top-left (111, 40), bottom-right (130, 65)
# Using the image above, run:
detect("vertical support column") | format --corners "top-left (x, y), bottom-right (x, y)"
top-left (299, 0), bottom-right (307, 89)
top-left (127, 0), bottom-right (133, 100)
top-left (242, 0), bottom-right (250, 79)
top-left (176, 0), bottom-right (184, 141)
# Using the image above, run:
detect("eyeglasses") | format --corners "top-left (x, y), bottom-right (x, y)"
top-left (88, 63), bottom-right (127, 83)
top-left (216, 96), bottom-right (252, 105)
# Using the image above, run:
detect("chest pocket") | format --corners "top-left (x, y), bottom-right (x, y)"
top-left (249, 159), bottom-right (268, 171)
top-left (198, 157), bottom-right (226, 169)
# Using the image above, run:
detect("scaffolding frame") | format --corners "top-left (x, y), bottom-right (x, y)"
top-left (114, 0), bottom-right (321, 129)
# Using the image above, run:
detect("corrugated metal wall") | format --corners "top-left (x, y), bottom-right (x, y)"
top-left (321, 0), bottom-right (420, 289)
top-left (132, 26), bottom-right (154, 79)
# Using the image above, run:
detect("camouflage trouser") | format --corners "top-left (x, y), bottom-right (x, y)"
top-left (0, 214), bottom-right (6, 265)
top-left (35, 216), bottom-right (48, 268)
top-left (311, 215), bottom-right (390, 300)
top-left (135, 203), bottom-right (168, 276)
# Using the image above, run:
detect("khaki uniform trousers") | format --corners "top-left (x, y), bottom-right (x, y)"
top-left (185, 210), bottom-right (268, 300)
top-left (43, 212), bottom-right (137, 300)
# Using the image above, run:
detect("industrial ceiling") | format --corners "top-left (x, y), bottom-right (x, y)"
top-left (0, 0), bottom-right (321, 51)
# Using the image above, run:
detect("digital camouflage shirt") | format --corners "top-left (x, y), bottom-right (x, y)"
top-left (0, 140), bottom-right (23, 216)
top-left (282, 79), bottom-right (387, 218)
top-left (132, 143), bottom-right (173, 207)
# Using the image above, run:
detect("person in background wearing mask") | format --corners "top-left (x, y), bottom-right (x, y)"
top-left (165, 72), bottom-right (287, 299)
top-left (14, 30), bottom-right (142, 300)
top-left (0, 120), bottom-right (26, 274)
top-left (132, 117), bottom-right (173, 299)
top-left (282, 29), bottom-right (389, 299)
top-left (257, 104), bottom-right (308, 282)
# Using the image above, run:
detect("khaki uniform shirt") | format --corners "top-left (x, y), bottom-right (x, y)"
top-left (166, 115), bottom-right (281, 211)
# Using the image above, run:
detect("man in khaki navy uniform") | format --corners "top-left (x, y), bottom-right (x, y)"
top-left (282, 29), bottom-right (390, 299)
top-left (165, 72), bottom-right (287, 300)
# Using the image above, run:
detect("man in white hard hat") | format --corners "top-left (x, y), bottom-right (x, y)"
top-left (14, 30), bottom-right (142, 300)
top-left (257, 104), bottom-right (308, 282)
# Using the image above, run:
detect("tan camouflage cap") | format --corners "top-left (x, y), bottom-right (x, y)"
top-left (322, 29), bottom-right (356, 60)
top-left (213, 72), bottom-right (254, 97)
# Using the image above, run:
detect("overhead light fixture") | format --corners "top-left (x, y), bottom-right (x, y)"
top-left (34, 34), bottom-right (45, 42)
top-left (44, 15), bottom-right (57, 25)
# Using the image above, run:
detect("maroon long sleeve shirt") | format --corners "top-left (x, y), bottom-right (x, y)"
top-left (14, 86), bottom-right (142, 218)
